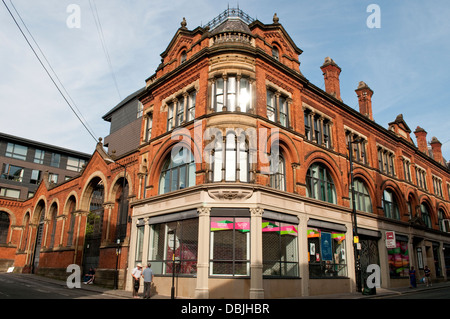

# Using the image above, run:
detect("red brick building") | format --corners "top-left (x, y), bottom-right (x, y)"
top-left (1, 8), bottom-right (450, 298)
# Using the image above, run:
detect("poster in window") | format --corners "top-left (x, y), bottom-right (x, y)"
top-left (321, 232), bottom-right (332, 261)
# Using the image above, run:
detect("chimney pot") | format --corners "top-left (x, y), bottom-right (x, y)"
top-left (321, 57), bottom-right (342, 101)
top-left (430, 136), bottom-right (444, 165)
top-left (355, 81), bottom-right (374, 120)
top-left (414, 126), bottom-right (428, 154)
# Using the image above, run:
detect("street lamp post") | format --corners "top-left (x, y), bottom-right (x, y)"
top-left (114, 238), bottom-right (121, 290)
top-left (348, 137), bottom-right (363, 293)
top-left (168, 229), bottom-right (176, 299)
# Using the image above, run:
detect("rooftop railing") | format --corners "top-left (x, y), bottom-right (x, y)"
top-left (204, 7), bottom-right (255, 31)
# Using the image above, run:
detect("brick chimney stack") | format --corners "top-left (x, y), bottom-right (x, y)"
top-left (321, 57), bottom-right (342, 101)
top-left (355, 81), bottom-right (374, 120)
top-left (414, 126), bottom-right (428, 154)
top-left (430, 136), bottom-right (444, 165)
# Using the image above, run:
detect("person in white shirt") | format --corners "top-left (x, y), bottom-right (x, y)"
top-left (131, 263), bottom-right (143, 298)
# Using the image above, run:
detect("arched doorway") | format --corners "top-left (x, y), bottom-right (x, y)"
top-left (82, 178), bottom-right (104, 272)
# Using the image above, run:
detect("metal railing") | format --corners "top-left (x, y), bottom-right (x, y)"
top-left (204, 7), bottom-right (255, 30)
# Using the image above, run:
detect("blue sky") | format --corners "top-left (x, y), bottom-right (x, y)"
top-left (1, 0), bottom-right (450, 161)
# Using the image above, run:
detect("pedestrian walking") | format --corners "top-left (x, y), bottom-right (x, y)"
top-left (408, 266), bottom-right (416, 288)
top-left (142, 262), bottom-right (154, 299)
top-left (424, 265), bottom-right (432, 287)
top-left (131, 263), bottom-right (143, 298)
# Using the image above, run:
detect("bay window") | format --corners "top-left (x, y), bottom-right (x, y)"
top-left (212, 75), bottom-right (252, 112)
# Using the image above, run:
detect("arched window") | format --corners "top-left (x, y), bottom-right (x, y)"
top-left (180, 50), bottom-right (187, 64)
top-left (306, 163), bottom-right (337, 204)
top-left (270, 153), bottom-right (286, 191)
top-left (350, 178), bottom-right (372, 213)
top-left (159, 147), bottom-right (195, 194)
top-left (67, 198), bottom-right (76, 247)
top-left (438, 209), bottom-right (448, 232)
top-left (421, 203), bottom-right (432, 228)
top-left (382, 189), bottom-right (400, 220)
top-left (21, 213), bottom-right (30, 251)
top-left (0, 211), bottom-right (10, 244)
top-left (212, 132), bottom-right (249, 183)
top-left (49, 203), bottom-right (58, 248)
top-left (272, 46), bottom-right (279, 60)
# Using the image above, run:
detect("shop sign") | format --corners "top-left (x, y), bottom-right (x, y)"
top-left (385, 231), bottom-right (396, 248)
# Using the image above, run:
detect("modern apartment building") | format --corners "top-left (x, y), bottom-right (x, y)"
top-left (0, 132), bottom-right (91, 200)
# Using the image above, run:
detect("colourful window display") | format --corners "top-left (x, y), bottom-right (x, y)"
top-left (147, 218), bottom-right (199, 276)
top-left (210, 217), bottom-right (250, 276)
top-left (307, 228), bottom-right (347, 278)
top-left (262, 220), bottom-right (299, 277)
top-left (388, 240), bottom-right (409, 278)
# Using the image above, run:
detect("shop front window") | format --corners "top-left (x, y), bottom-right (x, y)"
top-left (387, 240), bottom-right (409, 278)
top-left (210, 217), bottom-right (250, 276)
top-left (262, 219), bottom-right (298, 277)
top-left (307, 228), bottom-right (347, 278)
top-left (147, 218), bottom-right (198, 276)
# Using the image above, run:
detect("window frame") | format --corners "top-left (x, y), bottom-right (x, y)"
top-left (1, 164), bottom-right (25, 182)
top-left (147, 218), bottom-right (199, 277)
top-left (307, 227), bottom-right (347, 279)
top-left (158, 148), bottom-right (196, 195)
top-left (5, 143), bottom-right (28, 161)
top-left (266, 88), bottom-right (290, 128)
top-left (0, 212), bottom-right (10, 244)
top-left (211, 132), bottom-right (249, 183)
top-left (382, 189), bottom-right (400, 220)
top-left (213, 75), bottom-right (252, 113)
top-left (269, 153), bottom-right (286, 191)
top-left (350, 178), bottom-right (373, 213)
top-left (306, 163), bottom-right (337, 204)
top-left (209, 216), bottom-right (251, 277)
top-left (262, 218), bottom-right (299, 278)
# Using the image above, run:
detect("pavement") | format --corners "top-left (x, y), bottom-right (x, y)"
top-left (298, 280), bottom-right (450, 299)
top-left (10, 273), bottom-right (450, 299)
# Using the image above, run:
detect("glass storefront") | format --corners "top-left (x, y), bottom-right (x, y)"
top-left (307, 221), bottom-right (347, 278)
top-left (388, 239), bottom-right (409, 278)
